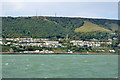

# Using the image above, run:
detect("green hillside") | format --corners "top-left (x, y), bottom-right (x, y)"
top-left (75, 21), bottom-right (112, 33)
top-left (2, 17), bottom-right (68, 38)
top-left (2, 16), bottom-right (118, 40)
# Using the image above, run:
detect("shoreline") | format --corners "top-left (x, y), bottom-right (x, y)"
top-left (0, 52), bottom-right (118, 55)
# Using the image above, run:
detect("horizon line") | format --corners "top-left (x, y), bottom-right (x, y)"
top-left (1, 15), bottom-right (118, 20)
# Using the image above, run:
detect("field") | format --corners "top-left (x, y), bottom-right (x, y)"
top-left (75, 21), bottom-right (112, 32)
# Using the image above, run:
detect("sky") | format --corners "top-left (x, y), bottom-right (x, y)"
top-left (1, 1), bottom-right (119, 20)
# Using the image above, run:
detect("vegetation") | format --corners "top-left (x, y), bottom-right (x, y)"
top-left (2, 16), bottom-right (118, 40)
top-left (74, 21), bottom-right (112, 33)
top-left (2, 16), bottom-right (118, 53)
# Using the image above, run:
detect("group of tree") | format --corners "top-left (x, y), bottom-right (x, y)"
top-left (2, 16), bottom-right (118, 40)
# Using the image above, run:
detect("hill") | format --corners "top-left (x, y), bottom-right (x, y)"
top-left (2, 16), bottom-right (118, 40)
top-left (2, 17), bottom-right (68, 38)
top-left (75, 21), bottom-right (112, 33)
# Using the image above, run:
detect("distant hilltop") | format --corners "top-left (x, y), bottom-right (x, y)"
top-left (2, 16), bottom-right (118, 40)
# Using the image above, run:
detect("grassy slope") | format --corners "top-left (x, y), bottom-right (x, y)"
top-left (107, 23), bottom-right (118, 32)
top-left (74, 21), bottom-right (112, 33)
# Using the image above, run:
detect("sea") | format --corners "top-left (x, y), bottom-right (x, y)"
top-left (2, 54), bottom-right (118, 78)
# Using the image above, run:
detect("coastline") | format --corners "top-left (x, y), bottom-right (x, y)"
top-left (0, 52), bottom-right (118, 55)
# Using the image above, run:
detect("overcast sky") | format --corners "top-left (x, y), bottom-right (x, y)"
top-left (2, 2), bottom-right (118, 20)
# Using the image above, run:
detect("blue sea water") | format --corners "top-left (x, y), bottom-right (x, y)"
top-left (2, 55), bottom-right (118, 78)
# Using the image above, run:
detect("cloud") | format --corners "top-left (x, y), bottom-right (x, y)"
top-left (1, 0), bottom-right (119, 2)
top-left (1, 2), bottom-right (118, 19)
top-left (4, 2), bottom-right (24, 11)
top-left (2, 2), bottom-right (25, 16)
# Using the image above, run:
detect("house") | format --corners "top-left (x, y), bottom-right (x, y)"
top-left (109, 50), bottom-right (115, 53)
top-left (68, 50), bottom-right (73, 53)
top-left (7, 42), bottom-right (11, 45)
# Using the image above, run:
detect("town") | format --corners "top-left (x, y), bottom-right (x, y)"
top-left (0, 37), bottom-right (118, 54)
